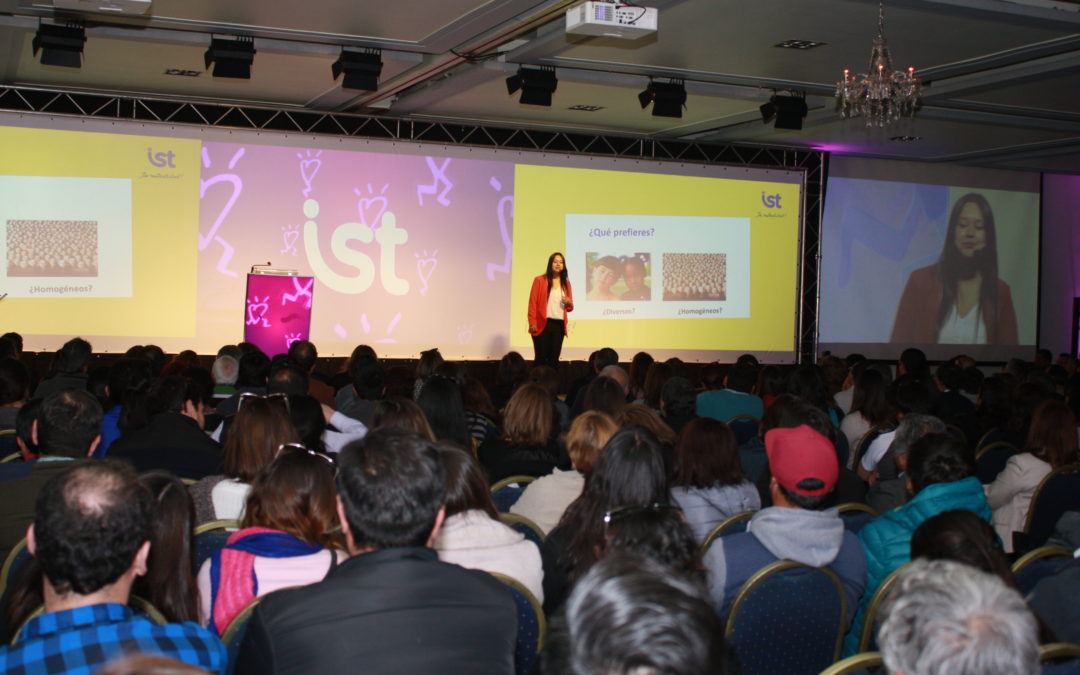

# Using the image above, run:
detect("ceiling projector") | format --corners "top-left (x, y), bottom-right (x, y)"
top-left (566, 1), bottom-right (658, 39)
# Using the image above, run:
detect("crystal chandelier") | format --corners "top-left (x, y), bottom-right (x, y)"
top-left (835, 2), bottom-right (921, 127)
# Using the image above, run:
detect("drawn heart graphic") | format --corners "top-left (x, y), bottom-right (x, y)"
top-left (282, 228), bottom-right (300, 253)
top-left (417, 257), bottom-right (437, 295)
top-left (246, 299), bottom-right (269, 326)
top-left (357, 197), bottom-right (388, 228)
top-left (300, 159), bottom-right (321, 190)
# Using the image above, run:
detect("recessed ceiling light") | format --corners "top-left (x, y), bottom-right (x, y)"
top-left (889, 135), bottom-right (922, 142)
top-left (568, 104), bottom-right (604, 111)
top-left (775, 40), bottom-right (826, 49)
top-left (165, 68), bottom-right (201, 77)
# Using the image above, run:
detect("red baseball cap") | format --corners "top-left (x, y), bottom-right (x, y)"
top-left (765, 425), bottom-right (839, 497)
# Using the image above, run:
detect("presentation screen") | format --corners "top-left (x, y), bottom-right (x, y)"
top-left (0, 115), bottom-right (803, 361)
top-left (819, 157), bottom-right (1040, 362)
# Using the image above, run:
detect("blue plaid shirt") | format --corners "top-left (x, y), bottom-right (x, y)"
top-left (0, 603), bottom-right (227, 675)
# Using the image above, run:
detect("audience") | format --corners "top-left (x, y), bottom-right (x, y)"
top-left (0, 460), bottom-right (226, 673)
top-left (877, 559), bottom-right (1040, 675)
top-left (5, 339), bottom-right (1076, 674)
top-left (235, 428), bottom-right (516, 674)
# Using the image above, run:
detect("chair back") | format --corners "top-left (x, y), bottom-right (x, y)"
top-left (1040, 642), bottom-right (1080, 674)
top-left (499, 512), bottom-right (545, 547)
top-left (128, 595), bottom-right (168, 624)
top-left (1023, 465), bottom-right (1080, 549)
top-left (700, 510), bottom-right (755, 554)
top-left (817, 651), bottom-right (883, 675)
top-left (975, 427), bottom-right (1008, 452)
top-left (724, 560), bottom-right (847, 675)
top-left (490, 475), bottom-right (536, 513)
top-left (0, 536), bottom-right (31, 606)
top-left (837, 503), bottom-right (878, 535)
top-left (193, 519), bottom-right (240, 574)
top-left (857, 563), bottom-right (908, 654)
top-left (490, 572), bottom-right (545, 675)
top-left (726, 415), bottom-right (760, 446)
top-left (944, 424), bottom-right (968, 447)
top-left (1011, 545), bottom-right (1075, 595)
top-left (975, 441), bottom-right (1018, 484)
top-left (0, 451), bottom-right (20, 463)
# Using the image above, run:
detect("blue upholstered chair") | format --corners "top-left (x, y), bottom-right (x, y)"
top-left (726, 415), bottom-right (761, 447)
top-left (975, 441), bottom-right (1018, 484)
top-left (700, 510), bottom-right (756, 555)
top-left (1021, 465), bottom-right (1080, 551)
top-left (499, 512), bottom-right (546, 547)
top-left (837, 503), bottom-right (878, 535)
top-left (490, 475), bottom-right (536, 513)
top-left (490, 572), bottom-right (545, 675)
top-left (193, 519), bottom-right (239, 574)
top-left (1011, 545), bottom-right (1075, 596)
top-left (724, 560), bottom-right (847, 675)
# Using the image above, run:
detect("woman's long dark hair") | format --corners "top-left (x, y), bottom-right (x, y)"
top-left (135, 471), bottom-right (200, 623)
top-left (546, 251), bottom-right (569, 295)
top-left (552, 426), bottom-right (670, 584)
top-left (936, 193), bottom-right (999, 339)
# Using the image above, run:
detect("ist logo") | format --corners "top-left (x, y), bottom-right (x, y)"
top-left (761, 192), bottom-right (782, 208)
top-left (147, 147), bottom-right (176, 168)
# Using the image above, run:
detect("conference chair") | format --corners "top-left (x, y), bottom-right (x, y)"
top-left (490, 572), bottom-right (545, 675)
top-left (726, 414), bottom-right (760, 447)
top-left (700, 510), bottom-right (756, 555)
top-left (499, 512), bottom-right (546, 547)
top-left (490, 475), bottom-right (536, 513)
top-left (724, 560), bottom-right (847, 675)
top-left (1039, 642), bottom-right (1080, 674)
top-left (1011, 545), bottom-right (1075, 595)
top-left (0, 536), bottom-right (30, 606)
top-left (837, 503), bottom-right (879, 534)
top-left (221, 586), bottom-right (301, 675)
top-left (1018, 465), bottom-right (1080, 551)
top-left (193, 519), bottom-right (240, 574)
top-left (974, 441), bottom-right (1018, 484)
top-left (974, 427), bottom-right (1009, 453)
top-left (856, 563), bottom-right (909, 654)
top-left (817, 652), bottom-right (883, 675)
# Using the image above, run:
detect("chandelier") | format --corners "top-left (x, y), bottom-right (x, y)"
top-left (835, 2), bottom-right (921, 127)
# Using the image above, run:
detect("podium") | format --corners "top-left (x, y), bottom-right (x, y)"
top-left (244, 267), bottom-right (314, 357)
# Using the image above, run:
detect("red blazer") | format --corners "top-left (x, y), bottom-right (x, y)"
top-left (890, 264), bottom-right (1018, 345)
top-left (528, 275), bottom-right (574, 337)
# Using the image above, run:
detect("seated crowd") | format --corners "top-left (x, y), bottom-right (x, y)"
top-left (0, 333), bottom-right (1078, 674)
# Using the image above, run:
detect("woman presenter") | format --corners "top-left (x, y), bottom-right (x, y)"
top-left (891, 192), bottom-right (1017, 345)
top-left (528, 252), bottom-right (574, 366)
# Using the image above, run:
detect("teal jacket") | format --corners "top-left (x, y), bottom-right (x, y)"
top-left (843, 476), bottom-right (991, 655)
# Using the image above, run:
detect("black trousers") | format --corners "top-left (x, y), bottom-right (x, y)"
top-left (532, 319), bottom-right (565, 367)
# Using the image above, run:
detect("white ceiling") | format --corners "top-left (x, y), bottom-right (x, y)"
top-left (1, 0), bottom-right (1079, 172)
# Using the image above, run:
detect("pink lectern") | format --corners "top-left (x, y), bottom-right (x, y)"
top-left (244, 267), bottom-right (314, 357)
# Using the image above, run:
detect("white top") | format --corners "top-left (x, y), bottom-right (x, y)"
top-left (984, 452), bottom-right (1052, 553)
top-left (860, 429), bottom-right (897, 474)
top-left (210, 479), bottom-right (251, 521)
top-left (546, 283), bottom-right (564, 320)
top-left (835, 388), bottom-right (854, 415)
top-left (510, 468), bottom-right (584, 534)
top-left (938, 303), bottom-right (986, 344)
top-left (434, 509), bottom-right (545, 602)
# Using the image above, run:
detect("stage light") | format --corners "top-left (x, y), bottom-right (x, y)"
top-left (506, 66), bottom-right (557, 106)
top-left (204, 36), bottom-right (256, 79)
top-left (32, 23), bottom-right (86, 68)
top-left (760, 94), bottom-right (808, 130)
top-left (638, 80), bottom-right (686, 118)
top-left (332, 48), bottom-right (383, 91)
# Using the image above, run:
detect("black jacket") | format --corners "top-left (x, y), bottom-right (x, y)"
top-left (108, 412), bottom-right (222, 480)
top-left (236, 546), bottom-right (517, 675)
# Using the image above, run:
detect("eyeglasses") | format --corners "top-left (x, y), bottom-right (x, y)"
top-left (277, 442), bottom-right (337, 474)
top-left (238, 391), bottom-right (290, 413)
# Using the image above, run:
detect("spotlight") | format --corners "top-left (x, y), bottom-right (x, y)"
top-left (32, 23), bottom-right (86, 68)
top-left (760, 94), bottom-right (808, 130)
top-left (204, 36), bottom-right (256, 79)
top-left (638, 80), bottom-right (686, 118)
top-left (506, 66), bottom-right (557, 106)
top-left (332, 48), bottom-right (383, 91)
